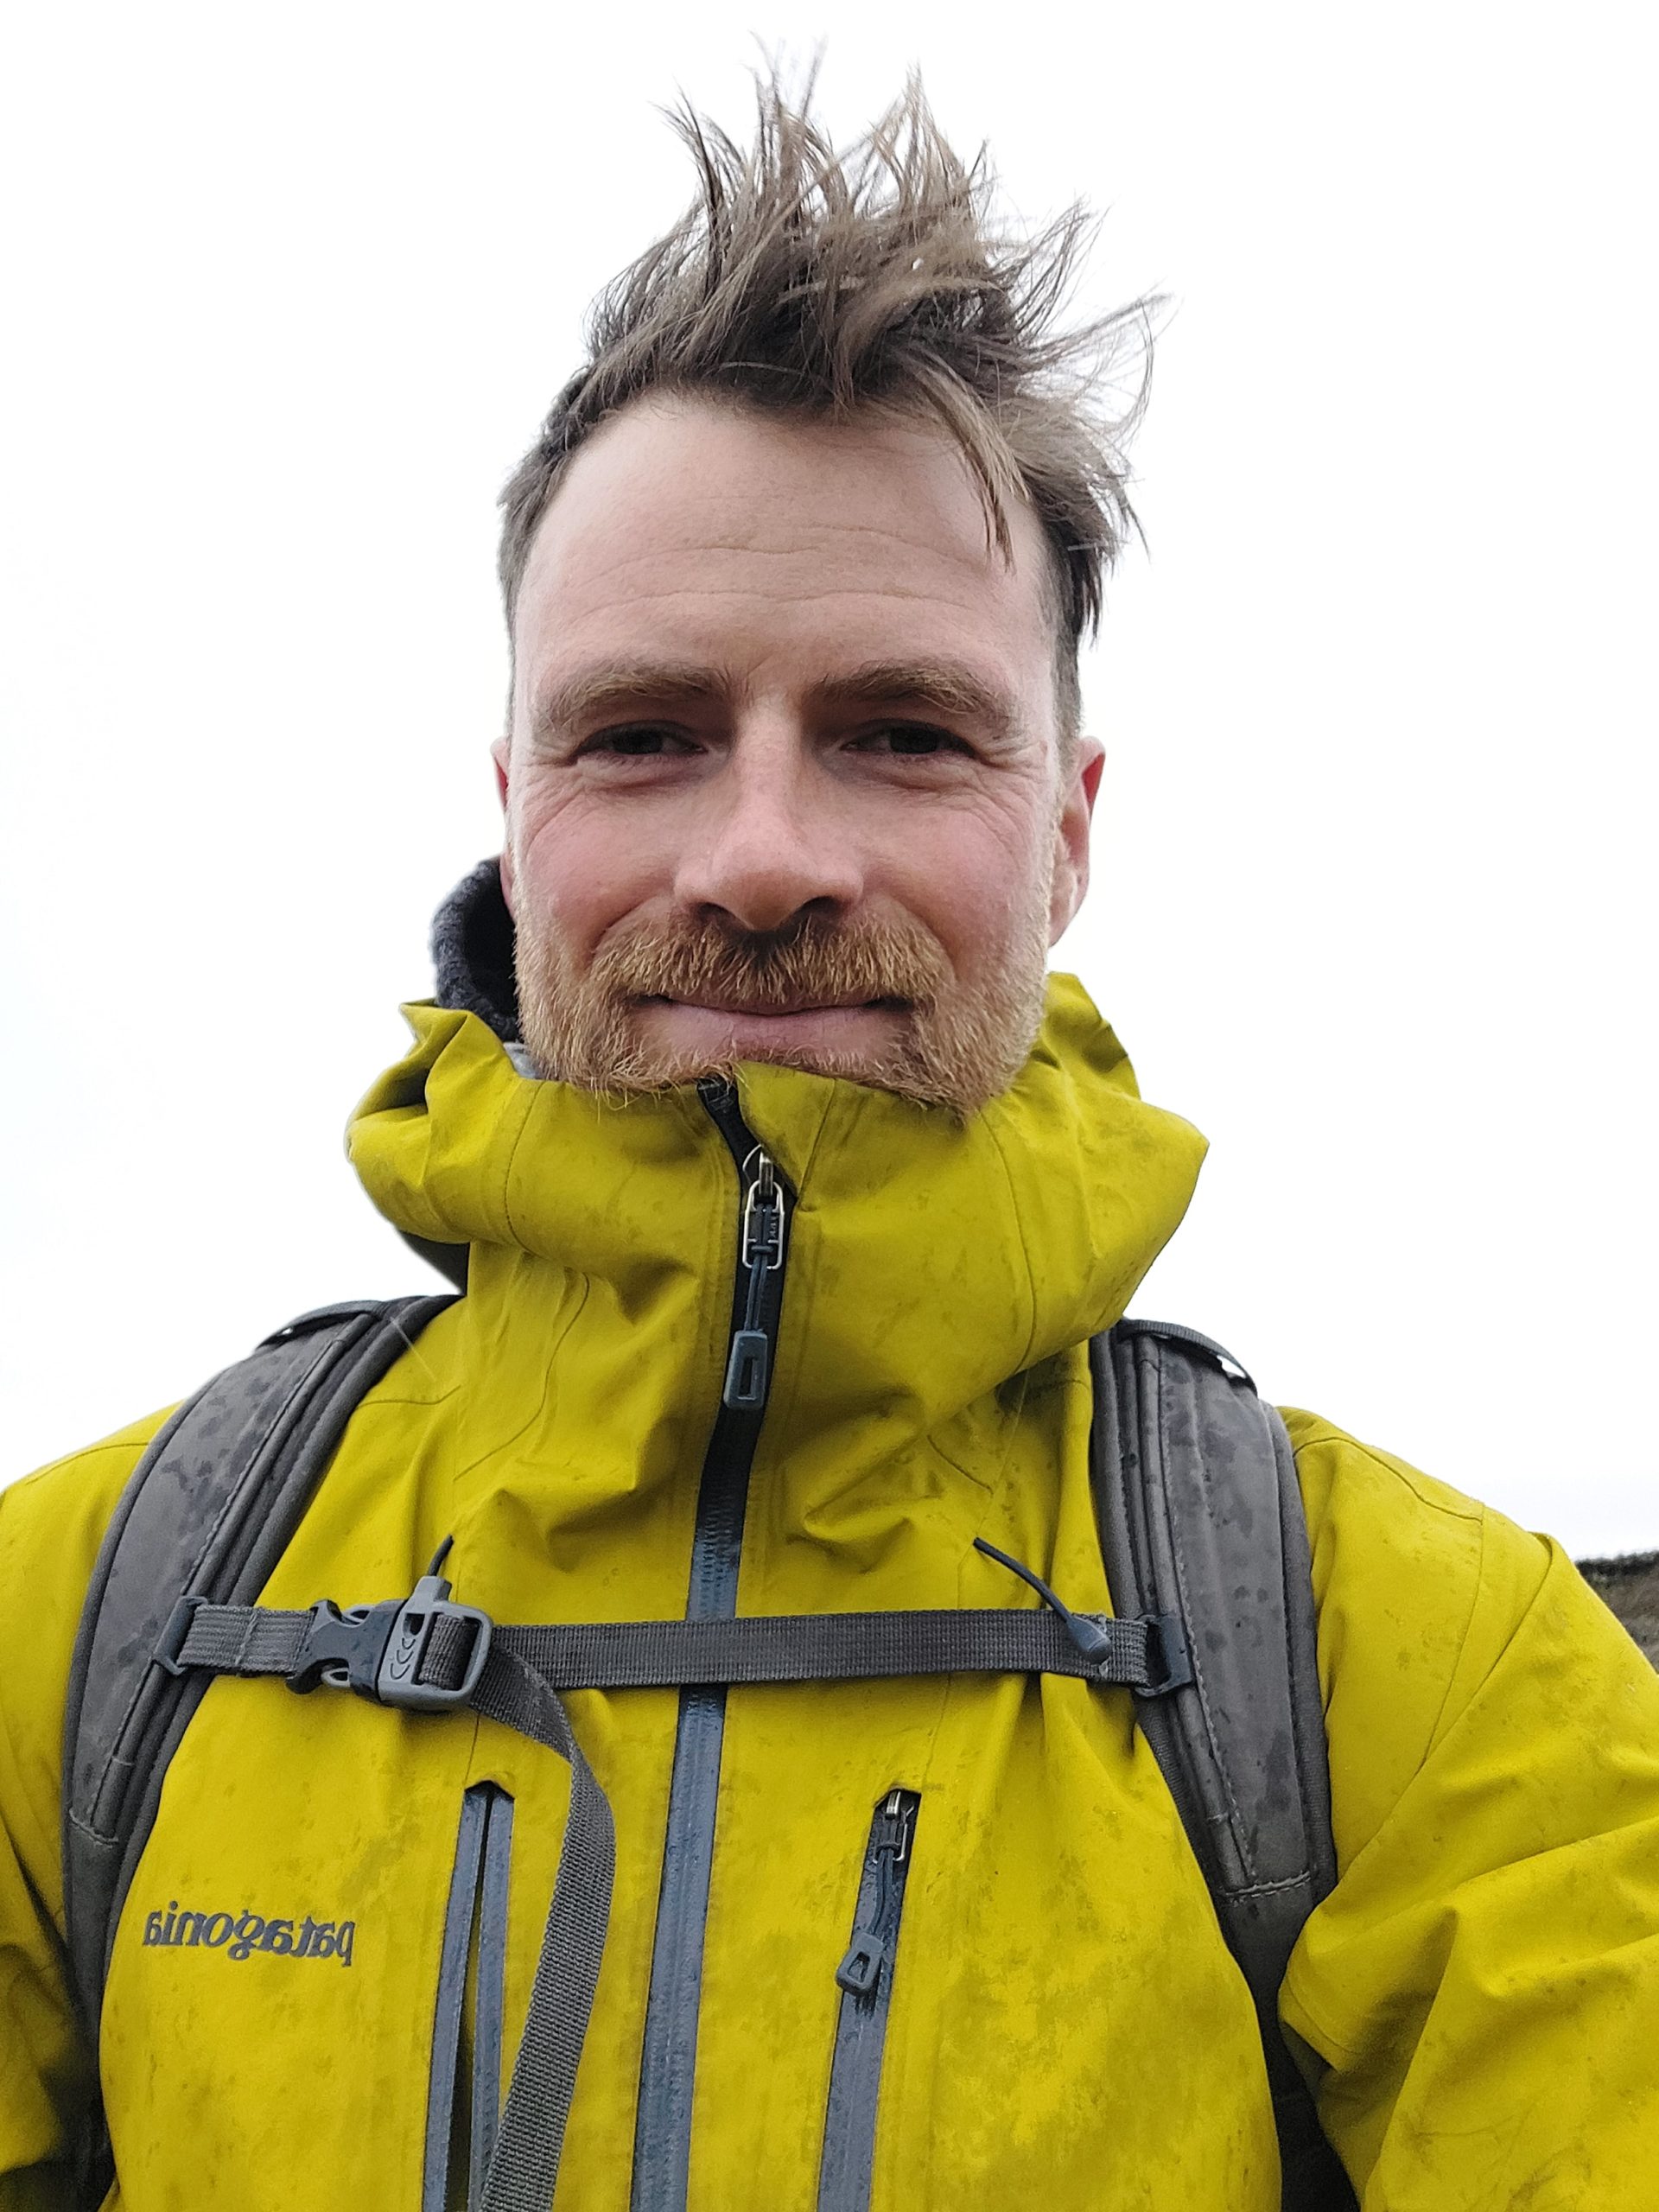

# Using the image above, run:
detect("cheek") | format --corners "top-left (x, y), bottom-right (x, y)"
top-left (874, 798), bottom-right (1049, 961)
top-left (512, 789), bottom-right (668, 947)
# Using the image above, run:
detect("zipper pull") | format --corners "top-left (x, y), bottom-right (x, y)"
top-left (833, 1791), bottom-right (915, 1999)
top-left (870, 1789), bottom-right (912, 1860)
top-left (835, 1929), bottom-right (889, 1999)
top-left (723, 1151), bottom-right (785, 1409)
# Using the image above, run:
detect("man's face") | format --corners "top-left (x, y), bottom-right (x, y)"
top-left (495, 394), bottom-right (1102, 1113)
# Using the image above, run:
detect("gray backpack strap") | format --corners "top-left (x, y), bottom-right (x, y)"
top-left (1090, 1319), bottom-right (1356, 2212)
top-left (60, 1294), bottom-right (455, 2155)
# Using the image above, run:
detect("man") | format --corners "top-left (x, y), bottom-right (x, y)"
top-left (3, 74), bottom-right (1656, 2212)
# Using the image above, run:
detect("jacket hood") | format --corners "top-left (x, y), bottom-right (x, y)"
top-left (346, 866), bottom-right (1207, 1586)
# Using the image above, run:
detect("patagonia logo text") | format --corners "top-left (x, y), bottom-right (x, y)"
top-left (142, 1900), bottom-right (356, 1965)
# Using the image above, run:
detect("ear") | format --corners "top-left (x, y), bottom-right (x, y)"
top-left (1048, 734), bottom-right (1104, 944)
top-left (491, 735), bottom-right (516, 917)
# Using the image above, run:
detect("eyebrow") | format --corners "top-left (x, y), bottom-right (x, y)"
top-left (528, 657), bottom-right (1024, 748)
top-left (816, 660), bottom-right (1021, 745)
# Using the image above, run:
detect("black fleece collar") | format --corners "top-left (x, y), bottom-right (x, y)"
top-left (431, 859), bottom-right (520, 1043)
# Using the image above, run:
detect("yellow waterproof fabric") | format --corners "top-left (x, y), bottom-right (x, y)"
top-left (3, 976), bottom-right (1657, 2209)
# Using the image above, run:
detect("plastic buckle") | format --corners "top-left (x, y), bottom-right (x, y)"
top-left (155, 1592), bottom-right (206, 1677)
top-left (284, 1598), bottom-right (404, 1699)
top-left (283, 1578), bottom-right (493, 1710)
top-left (1137, 1611), bottom-right (1194, 1697)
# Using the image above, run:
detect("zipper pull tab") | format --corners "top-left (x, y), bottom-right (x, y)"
top-left (835, 1929), bottom-right (889, 1998)
top-left (723, 1330), bottom-right (770, 1409)
top-left (722, 1151), bottom-right (785, 1410)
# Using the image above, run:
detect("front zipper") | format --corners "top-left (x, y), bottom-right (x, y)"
top-left (424, 1782), bottom-right (515, 2212)
top-left (818, 1788), bottom-right (923, 2212)
top-left (631, 1082), bottom-right (792, 2212)
top-left (723, 1147), bottom-right (785, 1409)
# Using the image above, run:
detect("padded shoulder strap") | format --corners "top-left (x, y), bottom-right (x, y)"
top-left (61, 1295), bottom-right (455, 2046)
top-left (1090, 1319), bottom-right (1356, 2212)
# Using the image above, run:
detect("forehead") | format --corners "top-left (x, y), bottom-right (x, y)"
top-left (511, 394), bottom-right (1058, 714)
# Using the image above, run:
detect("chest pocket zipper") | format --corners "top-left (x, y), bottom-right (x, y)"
top-left (817, 1787), bottom-right (921, 2212)
top-left (424, 1783), bottom-right (515, 2212)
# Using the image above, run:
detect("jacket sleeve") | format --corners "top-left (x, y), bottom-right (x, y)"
top-left (0, 1421), bottom-right (168, 2209)
top-left (1281, 1413), bottom-right (1659, 2208)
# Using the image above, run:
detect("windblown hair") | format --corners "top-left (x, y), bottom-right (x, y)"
top-left (499, 69), bottom-right (1154, 743)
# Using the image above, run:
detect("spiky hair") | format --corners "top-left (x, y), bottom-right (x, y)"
top-left (498, 69), bottom-right (1154, 740)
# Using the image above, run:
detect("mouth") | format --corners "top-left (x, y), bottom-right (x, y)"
top-left (643, 995), bottom-right (907, 1018)
top-left (628, 995), bottom-right (913, 1064)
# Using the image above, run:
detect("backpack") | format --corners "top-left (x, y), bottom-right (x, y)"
top-left (60, 1297), bottom-right (1355, 2211)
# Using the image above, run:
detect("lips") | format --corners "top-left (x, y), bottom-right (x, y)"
top-left (645, 995), bottom-right (901, 1018)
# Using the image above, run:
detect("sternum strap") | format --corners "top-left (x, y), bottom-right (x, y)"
top-left (171, 1599), bottom-right (1178, 1694)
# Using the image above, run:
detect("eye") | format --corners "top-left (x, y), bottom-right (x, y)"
top-left (581, 726), bottom-right (697, 758)
top-left (859, 724), bottom-right (971, 757)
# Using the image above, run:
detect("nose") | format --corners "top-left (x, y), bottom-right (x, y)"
top-left (674, 734), bottom-right (864, 934)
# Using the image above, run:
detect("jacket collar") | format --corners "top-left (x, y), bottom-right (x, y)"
top-left (361, 863), bottom-right (1205, 1395)
top-left (346, 871), bottom-right (1207, 1585)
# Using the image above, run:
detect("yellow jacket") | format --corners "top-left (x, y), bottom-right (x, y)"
top-left (3, 979), bottom-right (1656, 2209)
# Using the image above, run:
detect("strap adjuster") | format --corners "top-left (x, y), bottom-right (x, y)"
top-left (376, 1575), bottom-right (493, 1711)
top-left (155, 1592), bottom-right (205, 1678)
top-left (1136, 1611), bottom-right (1194, 1697)
top-left (285, 1573), bottom-right (492, 1711)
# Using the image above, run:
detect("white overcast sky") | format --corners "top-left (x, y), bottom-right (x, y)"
top-left (3, 3), bottom-right (1654, 1553)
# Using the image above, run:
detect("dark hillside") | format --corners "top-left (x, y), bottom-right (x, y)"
top-left (1578, 1554), bottom-right (1659, 1665)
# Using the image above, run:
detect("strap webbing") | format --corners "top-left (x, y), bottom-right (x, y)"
top-left (468, 1644), bottom-right (613, 2212)
top-left (174, 1601), bottom-right (1169, 1694)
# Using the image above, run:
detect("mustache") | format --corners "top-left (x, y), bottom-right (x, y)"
top-left (587, 909), bottom-right (951, 1011)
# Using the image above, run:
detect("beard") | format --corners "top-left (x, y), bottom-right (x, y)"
top-left (513, 898), bottom-right (1051, 1117)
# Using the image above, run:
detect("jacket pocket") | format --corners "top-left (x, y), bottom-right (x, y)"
top-left (817, 1786), bottom-right (921, 2212)
top-left (423, 1781), bottom-right (515, 2212)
